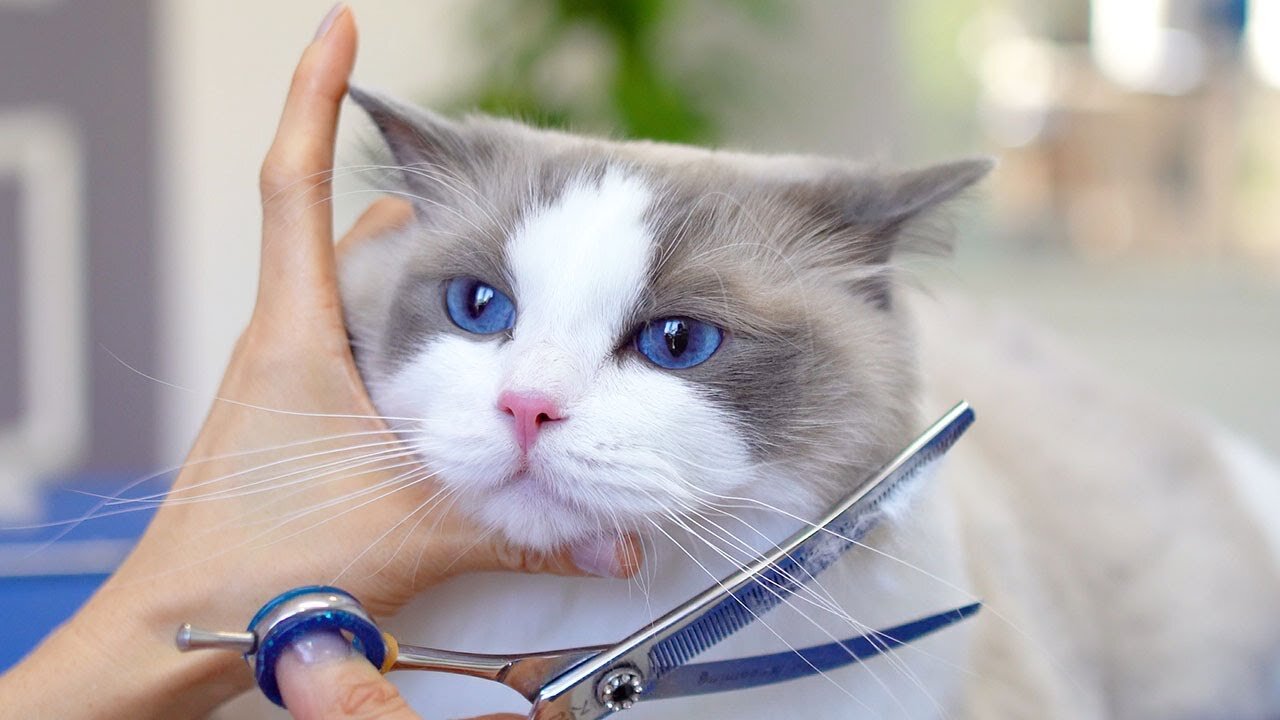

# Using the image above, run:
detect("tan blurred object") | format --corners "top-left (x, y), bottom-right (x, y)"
top-left (977, 1), bottom-right (1280, 269)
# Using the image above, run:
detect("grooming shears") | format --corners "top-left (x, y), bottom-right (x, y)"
top-left (177, 402), bottom-right (978, 718)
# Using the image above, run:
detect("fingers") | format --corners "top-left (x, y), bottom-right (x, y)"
top-left (336, 198), bottom-right (415, 260)
top-left (461, 534), bottom-right (643, 580)
top-left (567, 535), bottom-right (644, 579)
top-left (257, 4), bottom-right (358, 308)
top-left (277, 631), bottom-right (419, 720)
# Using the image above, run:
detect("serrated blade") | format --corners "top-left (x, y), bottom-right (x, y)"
top-left (644, 602), bottom-right (980, 699)
top-left (528, 401), bottom-right (975, 720)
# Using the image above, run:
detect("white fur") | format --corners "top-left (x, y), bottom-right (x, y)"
top-left (504, 169), bottom-right (652, 388)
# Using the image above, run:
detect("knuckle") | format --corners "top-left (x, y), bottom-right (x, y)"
top-left (288, 61), bottom-right (310, 98)
top-left (258, 151), bottom-right (305, 199)
top-left (225, 324), bottom-right (267, 375)
top-left (496, 543), bottom-right (545, 574)
top-left (230, 325), bottom-right (255, 356)
top-left (332, 671), bottom-right (410, 719)
top-left (236, 318), bottom-right (280, 357)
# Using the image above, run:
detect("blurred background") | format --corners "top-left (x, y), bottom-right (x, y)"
top-left (0, 0), bottom-right (1277, 666)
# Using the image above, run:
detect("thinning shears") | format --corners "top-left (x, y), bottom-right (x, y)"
top-left (177, 402), bottom-right (978, 718)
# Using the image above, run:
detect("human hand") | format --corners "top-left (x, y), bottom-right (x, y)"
top-left (274, 630), bottom-right (520, 720)
top-left (0, 6), bottom-right (636, 719)
top-left (101, 0), bottom-right (633, 620)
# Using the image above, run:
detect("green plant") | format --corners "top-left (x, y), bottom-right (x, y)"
top-left (454, 0), bottom-right (782, 143)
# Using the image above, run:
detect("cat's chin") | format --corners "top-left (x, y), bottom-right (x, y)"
top-left (462, 481), bottom-right (607, 551)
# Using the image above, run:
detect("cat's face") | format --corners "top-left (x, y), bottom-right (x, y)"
top-left (340, 88), bottom-right (988, 551)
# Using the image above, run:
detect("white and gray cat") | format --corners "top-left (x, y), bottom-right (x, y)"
top-left (274, 87), bottom-right (1280, 719)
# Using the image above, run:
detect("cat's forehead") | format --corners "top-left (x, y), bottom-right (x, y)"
top-left (351, 87), bottom-right (991, 320)
top-left (505, 167), bottom-right (654, 347)
top-left (408, 149), bottom-right (807, 337)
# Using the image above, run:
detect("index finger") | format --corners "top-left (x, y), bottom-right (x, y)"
top-left (257, 4), bottom-right (358, 306)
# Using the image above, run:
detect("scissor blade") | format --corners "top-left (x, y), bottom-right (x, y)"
top-left (643, 602), bottom-right (980, 700)
top-left (528, 402), bottom-right (974, 720)
top-left (643, 402), bottom-right (973, 674)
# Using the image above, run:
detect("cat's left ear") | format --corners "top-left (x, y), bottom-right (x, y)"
top-left (845, 157), bottom-right (995, 256)
top-left (816, 157), bottom-right (993, 307)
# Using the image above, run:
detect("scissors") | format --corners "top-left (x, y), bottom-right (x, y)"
top-left (177, 402), bottom-right (978, 718)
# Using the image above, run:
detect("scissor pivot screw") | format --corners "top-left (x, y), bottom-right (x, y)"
top-left (597, 666), bottom-right (644, 711)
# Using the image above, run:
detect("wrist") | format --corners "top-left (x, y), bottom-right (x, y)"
top-left (99, 576), bottom-right (257, 716)
top-left (2, 574), bottom-right (255, 720)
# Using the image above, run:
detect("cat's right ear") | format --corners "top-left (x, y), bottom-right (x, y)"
top-left (347, 85), bottom-right (475, 203)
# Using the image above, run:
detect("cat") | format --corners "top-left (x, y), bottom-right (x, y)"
top-left (249, 87), bottom-right (1280, 719)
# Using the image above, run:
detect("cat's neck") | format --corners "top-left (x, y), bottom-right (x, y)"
top-left (390, 472), bottom-right (970, 648)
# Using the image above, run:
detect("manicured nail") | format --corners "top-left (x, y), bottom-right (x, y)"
top-left (313, 3), bottom-right (345, 42)
top-left (572, 536), bottom-right (636, 578)
top-left (286, 629), bottom-right (353, 666)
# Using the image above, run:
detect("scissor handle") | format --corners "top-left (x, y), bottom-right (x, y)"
top-left (246, 585), bottom-right (390, 707)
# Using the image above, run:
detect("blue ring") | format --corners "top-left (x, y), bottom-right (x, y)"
top-left (247, 585), bottom-right (350, 634)
top-left (248, 588), bottom-right (386, 707)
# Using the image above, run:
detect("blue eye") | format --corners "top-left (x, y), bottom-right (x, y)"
top-left (634, 317), bottom-right (723, 369)
top-left (445, 277), bottom-right (515, 334)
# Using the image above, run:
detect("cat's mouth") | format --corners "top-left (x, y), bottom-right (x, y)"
top-left (493, 468), bottom-right (587, 512)
top-left (468, 471), bottom-right (605, 549)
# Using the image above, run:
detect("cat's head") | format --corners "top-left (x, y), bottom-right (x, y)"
top-left (340, 87), bottom-right (989, 551)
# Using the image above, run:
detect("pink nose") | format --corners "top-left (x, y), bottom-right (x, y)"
top-left (498, 391), bottom-right (564, 453)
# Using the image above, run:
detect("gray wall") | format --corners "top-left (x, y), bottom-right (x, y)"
top-left (0, 178), bottom-right (19, 428)
top-left (0, 0), bottom-right (159, 476)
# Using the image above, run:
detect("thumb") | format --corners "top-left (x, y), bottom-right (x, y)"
top-left (274, 630), bottom-right (524, 720)
top-left (459, 534), bottom-right (644, 580)
top-left (276, 631), bottom-right (417, 720)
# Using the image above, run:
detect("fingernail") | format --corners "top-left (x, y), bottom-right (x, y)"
top-left (313, 3), bottom-right (345, 42)
top-left (286, 629), bottom-right (353, 666)
top-left (572, 536), bottom-right (634, 578)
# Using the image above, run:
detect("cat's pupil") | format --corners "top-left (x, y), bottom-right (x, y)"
top-left (663, 319), bottom-right (689, 356)
top-left (469, 284), bottom-right (494, 319)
